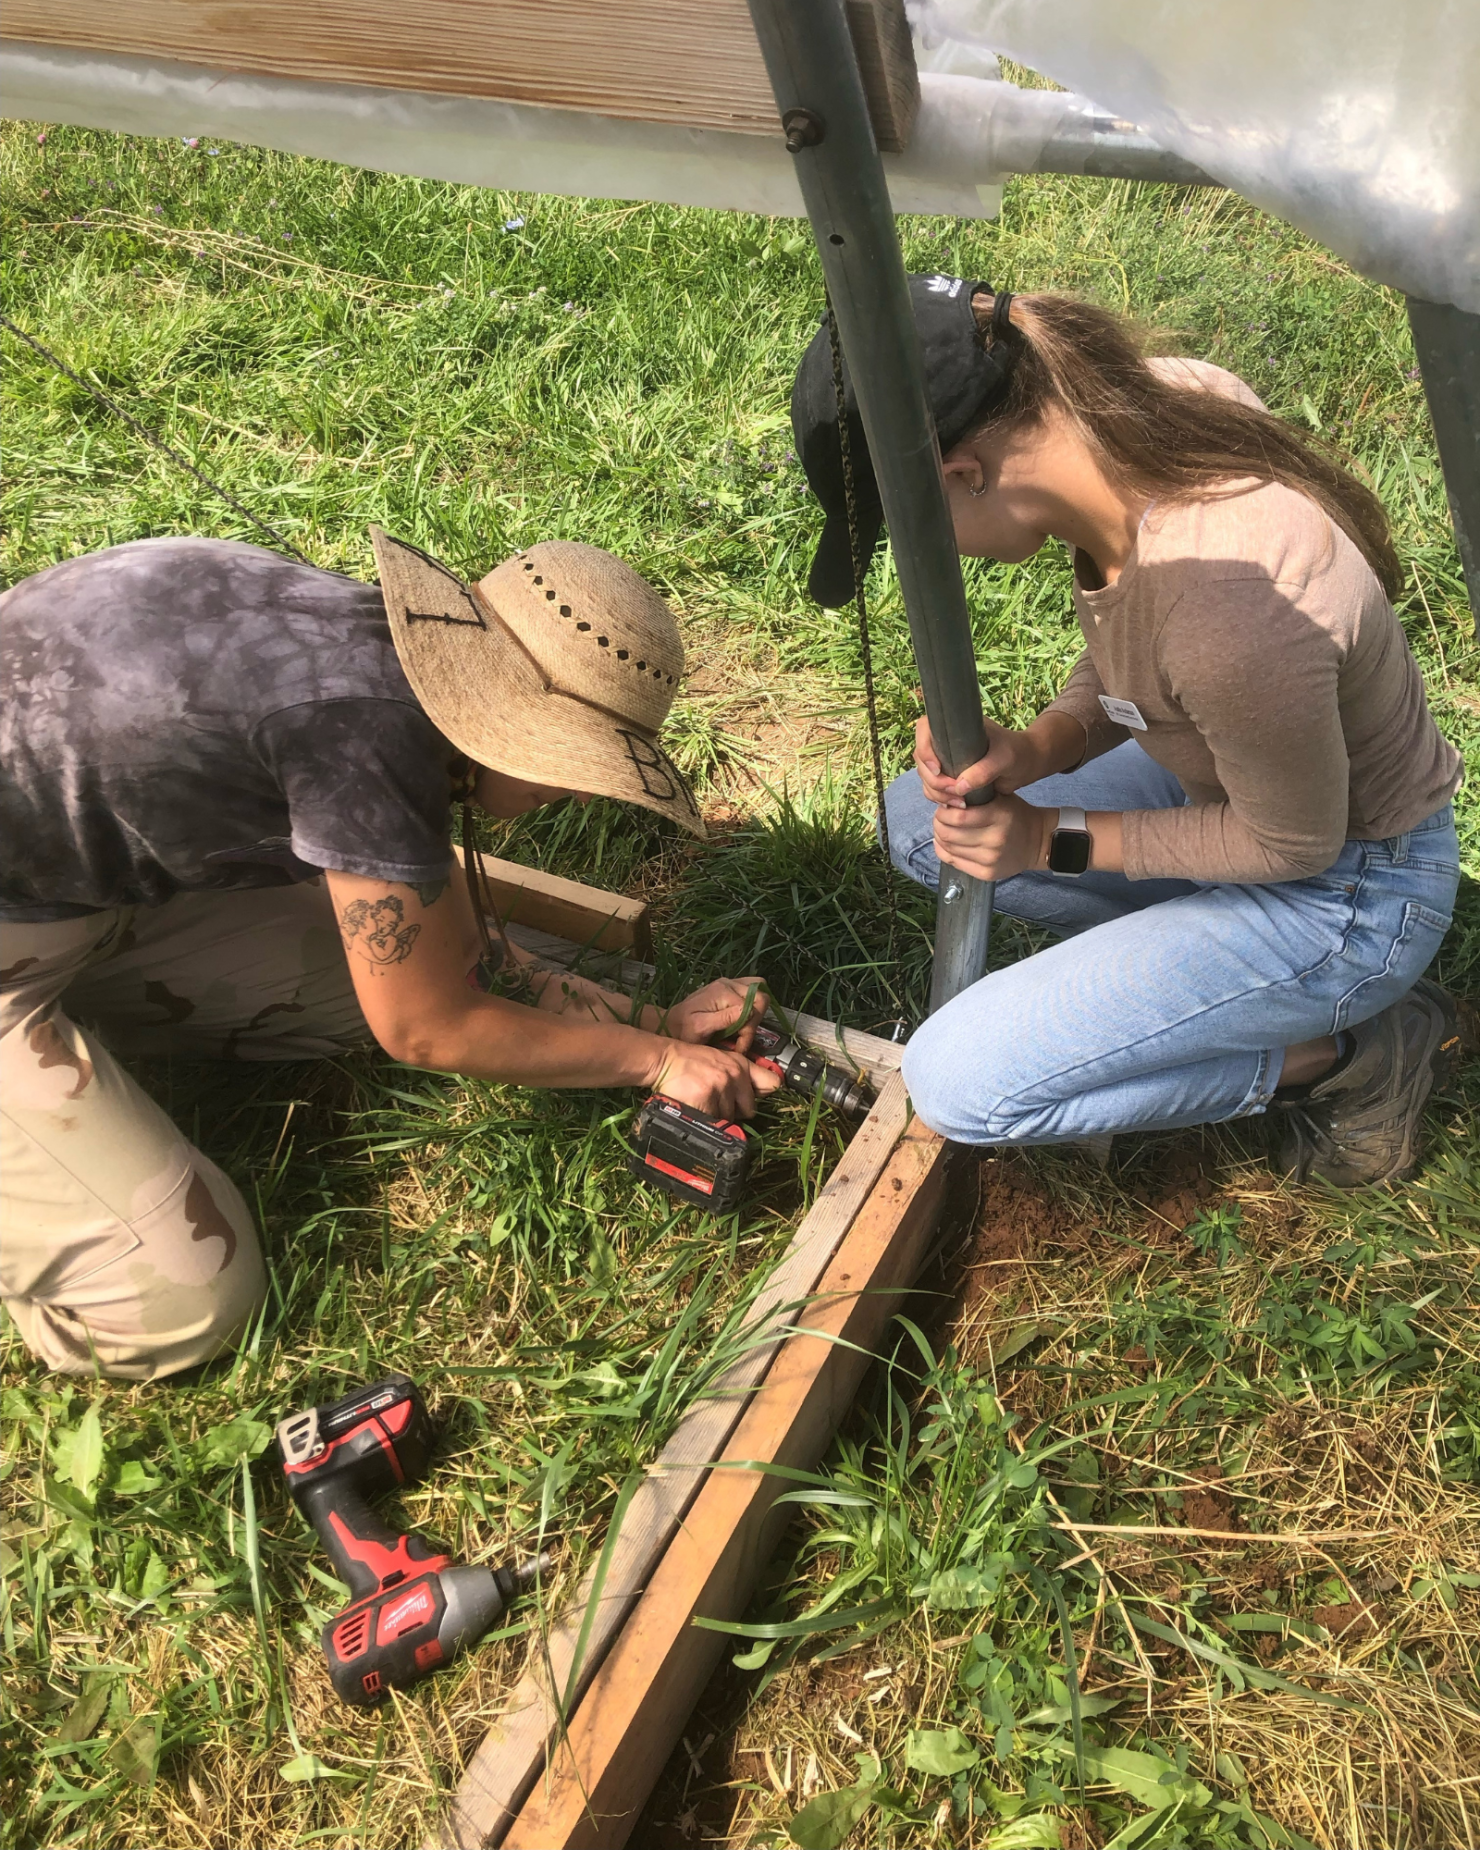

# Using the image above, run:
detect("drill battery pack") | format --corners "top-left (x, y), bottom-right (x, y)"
top-left (628, 1094), bottom-right (751, 1212)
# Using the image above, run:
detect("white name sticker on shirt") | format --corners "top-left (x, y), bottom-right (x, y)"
top-left (1099, 694), bottom-right (1148, 731)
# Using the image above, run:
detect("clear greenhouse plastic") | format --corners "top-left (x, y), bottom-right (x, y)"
top-left (910, 0), bottom-right (1480, 311)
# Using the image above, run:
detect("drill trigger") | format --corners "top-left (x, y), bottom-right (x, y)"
top-left (326, 1510), bottom-right (451, 1591)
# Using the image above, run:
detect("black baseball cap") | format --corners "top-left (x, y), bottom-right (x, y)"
top-left (791, 274), bottom-right (1016, 607)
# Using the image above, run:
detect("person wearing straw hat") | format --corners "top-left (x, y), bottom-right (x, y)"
top-left (0, 530), bottom-right (776, 1380)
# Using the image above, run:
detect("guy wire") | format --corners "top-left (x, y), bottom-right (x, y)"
top-left (0, 310), bottom-right (313, 566)
top-left (825, 299), bottom-right (908, 1036)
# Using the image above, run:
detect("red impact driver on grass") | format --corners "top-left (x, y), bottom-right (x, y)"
top-left (276, 1374), bottom-right (546, 1707)
top-left (628, 1020), bottom-right (874, 1213)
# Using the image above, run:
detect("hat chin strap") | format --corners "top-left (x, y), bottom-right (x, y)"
top-left (461, 796), bottom-right (517, 977)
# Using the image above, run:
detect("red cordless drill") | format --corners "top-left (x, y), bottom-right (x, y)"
top-left (742, 1021), bottom-right (874, 1118)
top-left (276, 1374), bottom-right (545, 1707)
top-left (628, 1019), bottom-right (874, 1213)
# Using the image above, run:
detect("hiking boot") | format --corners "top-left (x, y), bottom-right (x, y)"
top-left (1273, 980), bottom-right (1465, 1188)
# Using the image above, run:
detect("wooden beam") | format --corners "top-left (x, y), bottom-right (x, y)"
top-left (470, 884), bottom-right (906, 1096)
top-left (456, 847), bottom-right (651, 961)
top-left (502, 1116), bottom-right (951, 1849)
top-left (433, 1077), bottom-right (913, 1850)
top-left (7, 0), bottom-right (918, 149)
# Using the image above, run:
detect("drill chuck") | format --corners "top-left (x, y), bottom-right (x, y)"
top-left (747, 1023), bottom-right (873, 1118)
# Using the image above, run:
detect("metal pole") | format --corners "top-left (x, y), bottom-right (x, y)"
top-left (1012, 106), bottom-right (1216, 186)
top-left (746, 0), bottom-right (996, 1013)
top-left (1406, 295), bottom-right (1480, 637)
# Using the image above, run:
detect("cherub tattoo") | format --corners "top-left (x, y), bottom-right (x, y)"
top-left (340, 895), bottom-right (421, 965)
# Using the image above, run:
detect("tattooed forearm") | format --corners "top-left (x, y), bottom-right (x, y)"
top-left (340, 895), bottom-right (421, 965)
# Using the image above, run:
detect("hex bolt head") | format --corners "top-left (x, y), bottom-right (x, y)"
top-left (782, 108), bottom-right (825, 153)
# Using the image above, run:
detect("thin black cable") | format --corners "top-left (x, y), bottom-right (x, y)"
top-left (825, 299), bottom-right (907, 1034)
top-left (0, 310), bottom-right (313, 566)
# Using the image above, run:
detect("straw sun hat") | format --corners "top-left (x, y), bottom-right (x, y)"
top-left (371, 527), bottom-right (704, 837)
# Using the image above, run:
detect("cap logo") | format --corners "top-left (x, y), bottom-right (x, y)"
top-left (926, 274), bottom-right (964, 297)
top-left (617, 729), bottom-right (699, 818)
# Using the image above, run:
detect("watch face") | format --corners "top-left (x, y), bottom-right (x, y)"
top-left (1048, 827), bottom-right (1092, 875)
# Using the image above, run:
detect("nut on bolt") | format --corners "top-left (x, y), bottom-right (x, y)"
top-left (782, 108), bottom-right (825, 153)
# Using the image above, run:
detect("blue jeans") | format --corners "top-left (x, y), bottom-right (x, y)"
top-left (884, 742), bottom-right (1460, 1145)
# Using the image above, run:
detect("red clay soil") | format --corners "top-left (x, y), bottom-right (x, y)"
top-left (1178, 1463), bottom-right (1244, 1533)
top-left (946, 1152), bottom-right (1058, 1329)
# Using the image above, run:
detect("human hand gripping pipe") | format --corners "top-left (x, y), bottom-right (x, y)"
top-left (746, 0), bottom-right (998, 1012)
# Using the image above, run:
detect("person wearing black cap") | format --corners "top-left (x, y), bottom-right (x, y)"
top-left (791, 279), bottom-right (1464, 1187)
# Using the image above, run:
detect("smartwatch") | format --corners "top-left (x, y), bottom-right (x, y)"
top-left (1047, 806), bottom-right (1092, 876)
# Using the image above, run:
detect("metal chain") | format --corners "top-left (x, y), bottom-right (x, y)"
top-left (825, 299), bottom-right (908, 1035)
top-left (0, 310), bottom-right (313, 565)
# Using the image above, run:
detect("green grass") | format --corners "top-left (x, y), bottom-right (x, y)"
top-left (2, 114), bottom-right (1477, 1850)
top-left (677, 1142), bottom-right (1480, 1850)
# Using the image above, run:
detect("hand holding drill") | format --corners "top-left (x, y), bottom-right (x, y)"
top-left (646, 975), bottom-right (784, 1121)
top-left (631, 984), bottom-right (875, 1211)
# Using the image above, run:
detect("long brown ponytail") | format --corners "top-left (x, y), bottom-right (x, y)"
top-left (970, 293), bottom-right (1404, 600)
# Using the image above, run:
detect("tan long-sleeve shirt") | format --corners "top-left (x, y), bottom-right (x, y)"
top-left (1044, 361), bottom-right (1463, 885)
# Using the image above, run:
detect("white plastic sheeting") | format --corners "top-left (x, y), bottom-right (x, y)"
top-left (0, 43), bottom-right (1011, 223)
top-left (6, 9), bottom-right (1475, 309)
top-left (912, 0), bottom-right (1480, 312)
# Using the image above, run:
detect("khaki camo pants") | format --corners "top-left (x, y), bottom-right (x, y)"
top-left (0, 881), bottom-right (370, 1380)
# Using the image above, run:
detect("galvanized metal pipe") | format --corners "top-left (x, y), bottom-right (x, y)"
top-left (746, 0), bottom-right (997, 1013)
top-left (1000, 102), bottom-right (1216, 186)
top-left (906, 73), bottom-right (1219, 189)
top-left (1406, 296), bottom-right (1480, 635)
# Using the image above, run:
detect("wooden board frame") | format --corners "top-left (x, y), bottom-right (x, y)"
top-left (502, 1117), bottom-right (950, 1849)
top-left (424, 875), bottom-right (947, 1850)
top-left (456, 847), bottom-right (652, 962)
top-left (6, 0), bottom-right (918, 149)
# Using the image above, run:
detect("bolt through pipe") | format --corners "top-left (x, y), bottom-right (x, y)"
top-left (747, 0), bottom-right (998, 1014)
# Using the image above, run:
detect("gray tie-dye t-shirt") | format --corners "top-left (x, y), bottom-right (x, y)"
top-left (1, 537), bottom-right (461, 920)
